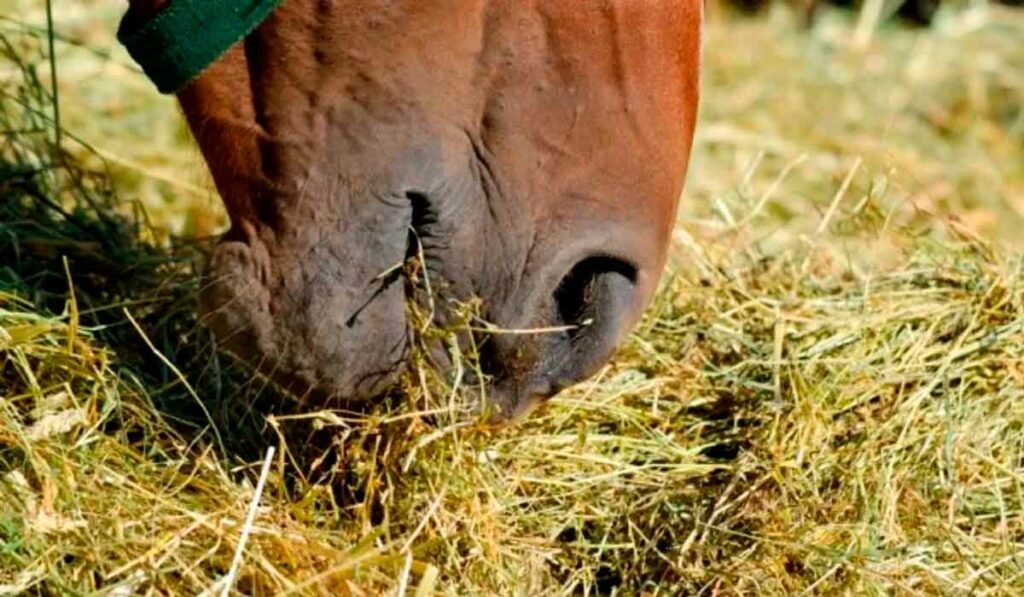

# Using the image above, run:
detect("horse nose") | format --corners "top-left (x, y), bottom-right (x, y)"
top-left (482, 256), bottom-right (640, 424)
top-left (550, 256), bottom-right (639, 381)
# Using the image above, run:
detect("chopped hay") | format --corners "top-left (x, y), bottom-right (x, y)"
top-left (2, 4), bottom-right (1024, 595)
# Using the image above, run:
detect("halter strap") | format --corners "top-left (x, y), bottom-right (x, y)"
top-left (117, 0), bottom-right (285, 94)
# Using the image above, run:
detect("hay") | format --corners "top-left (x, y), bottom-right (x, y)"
top-left (2, 3), bottom-right (1024, 594)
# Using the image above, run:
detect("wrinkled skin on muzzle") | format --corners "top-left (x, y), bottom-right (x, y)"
top-left (150, 0), bottom-right (701, 421)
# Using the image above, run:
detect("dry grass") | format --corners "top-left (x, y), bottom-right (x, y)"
top-left (2, 2), bottom-right (1024, 594)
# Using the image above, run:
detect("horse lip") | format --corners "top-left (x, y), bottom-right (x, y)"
top-left (474, 376), bottom-right (554, 429)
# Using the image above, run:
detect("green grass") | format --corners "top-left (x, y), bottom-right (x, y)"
top-left (2, 2), bottom-right (1024, 594)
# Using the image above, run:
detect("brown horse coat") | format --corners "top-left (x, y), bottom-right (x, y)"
top-left (126, 0), bottom-right (702, 420)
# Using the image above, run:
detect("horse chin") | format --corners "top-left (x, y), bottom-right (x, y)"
top-left (198, 221), bottom-right (410, 406)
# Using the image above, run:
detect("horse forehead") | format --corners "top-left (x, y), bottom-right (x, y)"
top-left (183, 0), bottom-right (701, 219)
top-left (290, 2), bottom-right (701, 163)
top-left (259, 1), bottom-right (701, 106)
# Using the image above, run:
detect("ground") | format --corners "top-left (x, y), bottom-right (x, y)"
top-left (1, 2), bottom-right (1024, 594)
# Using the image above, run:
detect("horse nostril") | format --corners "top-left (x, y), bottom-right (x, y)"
top-left (554, 256), bottom-right (637, 338)
top-left (405, 191), bottom-right (434, 260)
top-left (481, 255), bottom-right (639, 421)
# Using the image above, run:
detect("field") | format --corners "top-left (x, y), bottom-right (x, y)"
top-left (2, 2), bottom-right (1024, 594)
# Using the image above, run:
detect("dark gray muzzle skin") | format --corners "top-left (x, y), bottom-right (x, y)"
top-left (185, 1), bottom-right (702, 421)
top-left (198, 133), bottom-right (646, 420)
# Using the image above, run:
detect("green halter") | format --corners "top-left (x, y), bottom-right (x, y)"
top-left (117, 0), bottom-right (285, 94)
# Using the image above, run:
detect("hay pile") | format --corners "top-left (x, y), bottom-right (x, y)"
top-left (2, 4), bottom-right (1024, 594)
